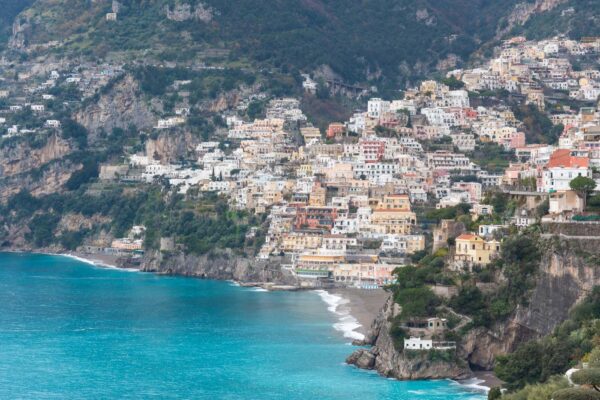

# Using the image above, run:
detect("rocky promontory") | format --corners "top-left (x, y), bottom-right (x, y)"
top-left (347, 296), bottom-right (472, 380)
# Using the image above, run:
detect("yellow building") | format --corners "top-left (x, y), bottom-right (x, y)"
top-left (264, 182), bottom-right (284, 205)
top-left (300, 126), bottom-right (322, 142)
top-left (378, 194), bottom-right (411, 210)
top-left (371, 210), bottom-right (416, 234)
top-left (281, 233), bottom-right (322, 252)
top-left (454, 233), bottom-right (500, 267)
top-left (295, 252), bottom-right (346, 278)
top-left (370, 195), bottom-right (416, 235)
top-left (309, 184), bottom-right (327, 207)
top-left (298, 164), bottom-right (313, 177)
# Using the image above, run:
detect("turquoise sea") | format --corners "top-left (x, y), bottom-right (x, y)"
top-left (0, 253), bottom-right (485, 399)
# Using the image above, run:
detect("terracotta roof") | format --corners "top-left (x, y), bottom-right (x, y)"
top-left (456, 233), bottom-right (479, 240)
top-left (547, 149), bottom-right (589, 169)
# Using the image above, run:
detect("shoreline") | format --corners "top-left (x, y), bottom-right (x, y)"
top-left (470, 371), bottom-right (503, 390)
top-left (2, 249), bottom-right (136, 271)
top-left (1, 250), bottom-right (499, 393)
top-left (321, 287), bottom-right (498, 393)
top-left (324, 287), bottom-right (390, 337)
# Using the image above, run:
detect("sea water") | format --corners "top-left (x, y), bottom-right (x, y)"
top-left (0, 253), bottom-right (485, 399)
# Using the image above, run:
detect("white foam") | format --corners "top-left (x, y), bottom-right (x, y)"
top-left (59, 254), bottom-right (97, 266)
top-left (315, 290), bottom-right (365, 341)
top-left (58, 253), bottom-right (139, 272)
top-left (452, 378), bottom-right (489, 393)
top-left (250, 287), bottom-right (268, 292)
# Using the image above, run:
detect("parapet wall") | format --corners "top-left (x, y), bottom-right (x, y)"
top-left (541, 221), bottom-right (600, 237)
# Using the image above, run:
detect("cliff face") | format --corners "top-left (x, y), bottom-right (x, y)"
top-left (496, 0), bottom-right (566, 38)
top-left (0, 135), bottom-right (75, 200)
top-left (0, 134), bottom-right (71, 178)
top-left (463, 235), bottom-right (600, 370)
top-left (145, 131), bottom-right (199, 164)
top-left (141, 249), bottom-right (298, 284)
top-left (74, 74), bottom-right (155, 139)
top-left (350, 233), bottom-right (600, 377)
top-left (347, 297), bottom-right (472, 380)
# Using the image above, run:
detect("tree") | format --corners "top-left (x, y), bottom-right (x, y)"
top-left (487, 387), bottom-right (501, 400)
top-left (570, 176), bottom-right (597, 210)
top-left (495, 341), bottom-right (544, 389)
top-left (247, 101), bottom-right (264, 120)
top-left (572, 369), bottom-right (600, 392)
top-left (442, 76), bottom-right (465, 90)
top-left (552, 388), bottom-right (600, 400)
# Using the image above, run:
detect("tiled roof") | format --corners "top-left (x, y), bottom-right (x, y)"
top-left (547, 149), bottom-right (589, 168)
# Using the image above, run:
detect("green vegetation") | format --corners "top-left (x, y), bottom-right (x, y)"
top-left (499, 376), bottom-right (570, 400)
top-left (132, 66), bottom-right (257, 100)
top-left (16, 0), bottom-right (535, 86)
top-left (0, 187), bottom-right (260, 255)
top-left (450, 232), bottom-right (541, 328)
top-left (512, 104), bottom-right (563, 144)
top-left (571, 176), bottom-right (597, 210)
top-left (552, 388), bottom-right (600, 400)
top-left (496, 286), bottom-right (600, 390)
top-left (572, 368), bottom-right (600, 390)
top-left (512, 0), bottom-right (600, 41)
top-left (468, 142), bottom-right (516, 174)
top-left (301, 95), bottom-right (355, 133)
top-left (424, 203), bottom-right (471, 223)
top-left (441, 76), bottom-right (465, 90)
top-left (388, 250), bottom-right (455, 349)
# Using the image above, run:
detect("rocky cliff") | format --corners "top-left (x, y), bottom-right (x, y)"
top-left (74, 74), bottom-right (155, 139)
top-left (494, 0), bottom-right (566, 39)
top-left (141, 249), bottom-right (298, 285)
top-left (0, 134), bottom-right (75, 200)
top-left (461, 234), bottom-right (600, 370)
top-left (0, 134), bottom-right (71, 178)
top-left (145, 131), bottom-right (199, 164)
top-left (350, 233), bottom-right (600, 377)
top-left (347, 296), bottom-right (472, 380)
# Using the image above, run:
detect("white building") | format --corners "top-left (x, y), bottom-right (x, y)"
top-left (367, 98), bottom-right (390, 119)
top-left (404, 337), bottom-right (456, 351)
top-left (45, 119), bottom-right (61, 128)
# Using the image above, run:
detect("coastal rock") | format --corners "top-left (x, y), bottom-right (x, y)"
top-left (141, 249), bottom-right (298, 285)
top-left (347, 297), bottom-right (472, 380)
top-left (346, 349), bottom-right (376, 369)
top-left (462, 235), bottom-right (600, 370)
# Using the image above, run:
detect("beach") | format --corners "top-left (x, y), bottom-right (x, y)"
top-left (324, 287), bottom-right (500, 391)
top-left (472, 370), bottom-right (503, 389)
top-left (318, 288), bottom-right (390, 340)
top-left (328, 287), bottom-right (390, 335)
top-left (62, 251), bottom-right (125, 269)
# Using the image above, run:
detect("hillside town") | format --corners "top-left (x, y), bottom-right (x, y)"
top-left (2, 36), bottom-right (600, 292)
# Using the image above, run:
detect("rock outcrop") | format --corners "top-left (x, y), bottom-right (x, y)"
top-left (0, 134), bottom-right (71, 178)
top-left (0, 134), bottom-right (75, 200)
top-left (165, 2), bottom-right (215, 22)
top-left (347, 297), bottom-right (472, 380)
top-left (350, 233), bottom-right (600, 377)
top-left (141, 249), bottom-right (298, 285)
top-left (9, 17), bottom-right (30, 49)
top-left (145, 131), bottom-right (199, 163)
top-left (74, 74), bottom-right (155, 139)
top-left (496, 0), bottom-right (567, 38)
top-left (462, 235), bottom-right (600, 369)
